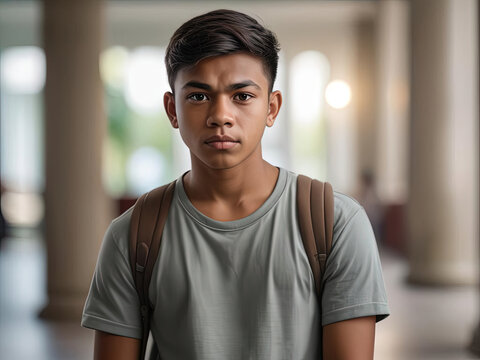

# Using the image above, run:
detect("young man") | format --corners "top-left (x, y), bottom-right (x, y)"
top-left (82, 9), bottom-right (390, 360)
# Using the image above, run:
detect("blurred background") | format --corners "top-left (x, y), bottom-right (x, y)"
top-left (0, 0), bottom-right (478, 359)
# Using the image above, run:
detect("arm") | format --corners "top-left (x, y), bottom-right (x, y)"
top-left (81, 217), bottom-right (144, 357)
top-left (323, 316), bottom-right (376, 360)
top-left (94, 330), bottom-right (141, 360)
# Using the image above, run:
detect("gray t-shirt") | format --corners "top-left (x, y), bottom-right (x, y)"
top-left (82, 168), bottom-right (390, 359)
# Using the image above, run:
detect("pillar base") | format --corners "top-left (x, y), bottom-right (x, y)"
top-left (38, 293), bottom-right (86, 321)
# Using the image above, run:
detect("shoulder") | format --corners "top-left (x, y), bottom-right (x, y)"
top-left (110, 205), bottom-right (134, 233)
top-left (332, 191), bottom-right (364, 235)
top-left (287, 169), bottom-right (364, 232)
top-left (103, 206), bottom-right (134, 258)
top-left (329, 190), bottom-right (378, 263)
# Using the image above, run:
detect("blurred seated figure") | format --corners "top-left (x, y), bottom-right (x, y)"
top-left (0, 184), bottom-right (6, 243)
top-left (356, 169), bottom-right (384, 245)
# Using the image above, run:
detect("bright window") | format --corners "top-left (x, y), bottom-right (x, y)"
top-left (100, 46), bottom-right (177, 197)
top-left (289, 51), bottom-right (330, 179)
top-left (0, 46), bottom-right (45, 226)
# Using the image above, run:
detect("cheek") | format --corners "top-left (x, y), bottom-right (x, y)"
top-left (240, 99), bottom-right (269, 118)
top-left (174, 102), bottom-right (186, 121)
top-left (174, 105), bottom-right (197, 130)
top-left (177, 126), bottom-right (197, 151)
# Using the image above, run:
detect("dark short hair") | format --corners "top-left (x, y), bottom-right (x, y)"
top-left (165, 9), bottom-right (280, 92)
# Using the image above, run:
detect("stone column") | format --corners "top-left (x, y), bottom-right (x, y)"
top-left (470, 0), bottom-right (480, 355)
top-left (371, 0), bottom-right (410, 251)
top-left (408, 0), bottom-right (478, 285)
top-left (375, 0), bottom-right (410, 205)
top-left (40, 0), bottom-right (112, 320)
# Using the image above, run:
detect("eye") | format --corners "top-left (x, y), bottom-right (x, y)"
top-left (187, 93), bottom-right (209, 102)
top-left (234, 93), bottom-right (253, 102)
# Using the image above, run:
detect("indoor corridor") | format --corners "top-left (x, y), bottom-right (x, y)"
top-left (1, 1), bottom-right (478, 359)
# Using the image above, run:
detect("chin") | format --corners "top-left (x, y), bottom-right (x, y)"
top-left (199, 157), bottom-right (241, 171)
top-left (204, 162), bottom-right (238, 171)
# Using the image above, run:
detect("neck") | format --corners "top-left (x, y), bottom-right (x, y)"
top-left (183, 157), bottom-right (279, 207)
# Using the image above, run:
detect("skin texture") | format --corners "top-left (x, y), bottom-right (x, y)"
top-left (94, 53), bottom-right (377, 359)
top-left (164, 52), bottom-right (282, 221)
top-left (94, 331), bottom-right (140, 360)
top-left (323, 316), bottom-right (376, 359)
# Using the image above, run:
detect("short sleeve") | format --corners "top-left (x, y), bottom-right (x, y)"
top-left (81, 211), bottom-right (142, 338)
top-left (321, 197), bottom-right (390, 326)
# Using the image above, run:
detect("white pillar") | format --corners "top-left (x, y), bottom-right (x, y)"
top-left (469, 0), bottom-right (480, 354)
top-left (40, 0), bottom-right (113, 320)
top-left (375, 0), bottom-right (410, 205)
top-left (408, 0), bottom-right (478, 285)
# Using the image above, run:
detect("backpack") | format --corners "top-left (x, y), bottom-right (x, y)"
top-left (129, 174), bottom-right (334, 360)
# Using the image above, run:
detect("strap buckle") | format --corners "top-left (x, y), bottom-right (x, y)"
top-left (136, 263), bottom-right (145, 272)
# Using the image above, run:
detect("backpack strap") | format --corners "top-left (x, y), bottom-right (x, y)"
top-left (296, 175), bottom-right (334, 298)
top-left (129, 180), bottom-right (176, 360)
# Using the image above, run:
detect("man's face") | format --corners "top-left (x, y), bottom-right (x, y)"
top-left (164, 53), bottom-right (282, 171)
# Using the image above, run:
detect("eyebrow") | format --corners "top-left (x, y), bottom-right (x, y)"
top-left (182, 80), bottom-right (261, 91)
top-left (229, 80), bottom-right (261, 90)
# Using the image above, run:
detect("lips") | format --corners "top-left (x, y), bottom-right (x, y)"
top-left (205, 135), bottom-right (239, 143)
top-left (204, 135), bottom-right (239, 150)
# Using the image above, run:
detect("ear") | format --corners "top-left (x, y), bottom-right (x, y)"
top-left (164, 91), bottom-right (178, 128)
top-left (266, 90), bottom-right (282, 127)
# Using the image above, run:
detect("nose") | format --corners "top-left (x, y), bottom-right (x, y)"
top-left (206, 95), bottom-right (234, 128)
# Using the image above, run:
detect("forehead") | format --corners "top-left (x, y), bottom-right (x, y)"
top-left (175, 53), bottom-right (269, 90)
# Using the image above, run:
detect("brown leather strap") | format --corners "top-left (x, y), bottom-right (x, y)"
top-left (297, 175), bottom-right (321, 294)
top-left (143, 181), bottom-right (175, 305)
top-left (297, 175), bottom-right (334, 299)
top-left (323, 181), bottom-right (334, 261)
top-left (129, 192), bottom-right (147, 281)
top-left (129, 180), bottom-right (176, 359)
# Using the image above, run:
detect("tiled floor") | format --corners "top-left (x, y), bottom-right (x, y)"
top-left (374, 248), bottom-right (479, 360)
top-left (0, 236), bottom-right (478, 360)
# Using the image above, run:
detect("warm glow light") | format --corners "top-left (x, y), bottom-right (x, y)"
top-left (325, 80), bottom-right (351, 109)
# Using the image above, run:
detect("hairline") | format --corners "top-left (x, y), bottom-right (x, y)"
top-left (170, 51), bottom-right (275, 94)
